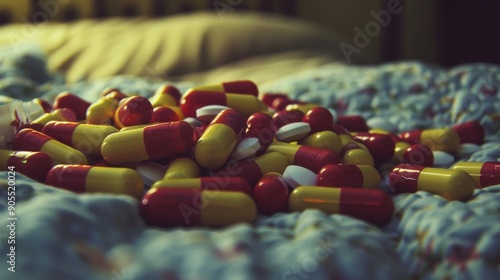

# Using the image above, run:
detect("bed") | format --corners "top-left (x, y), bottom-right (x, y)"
top-left (1, 1), bottom-right (500, 280)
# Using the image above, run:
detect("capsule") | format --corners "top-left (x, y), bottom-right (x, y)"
top-left (271, 109), bottom-right (304, 130)
top-left (13, 128), bottom-right (88, 165)
top-left (163, 157), bottom-right (200, 180)
top-left (317, 164), bottom-right (380, 189)
top-left (261, 93), bottom-right (290, 109)
top-left (194, 109), bottom-right (246, 169)
top-left (253, 173), bottom-right (289, 215)
top-left (340, 142), bottom-right (374, 166)
top-left (451, 121), bottom-right (485, 145)
top-left (285, 103), bottom-right (320, 114)
top-left (33, 98), bottom-right (52, 113)
top-left (244, 112), bottom-right (275, 155)
top-left (300, 131), bottom-right (342, 154)
top-left (52, 91), bottom-right (91, 121)
top-left (189, 80), bottom-right (258, 96)
top-left (152, 177), bottom-right (252, 196)
top-left (289, 186), bottom-right (394, 226)
top-left (353, 133), bottom-right (395, 164)
top-left (451, 161), bottom-right (500, 188)
top-left (213, 152), bottom-right (289, 186)
top-left (140, 188), bottom-right (256, 227)
top-left (45, 165), bottom-right (143, 197)
top-left (336, 115), bottom-right (369, 132)
top-left (151, 106), bottom-right (183, 123)
top-left (149, 85), bottom-right (181, 107)
top-left (180, 90), bottom-right (262, 117)
top-left (24, 108), bottom-right (77, 131)
top-left (266, 142), bottom-right (342, 173)
top-left (101, 121), bottom-right (197, 166)
top-left (302, 107), bottom-right (335, 133)
top-left (0, 150), bottom-right (53, 182)
top-left (42, 121), bottom-right (118, 156)
top-left (398, 128), bottom-right (460, 153)
top-left (389, 164), bottom-right (474, 200)
top-left (401, 144), bottom-right (434, 166)
top-left (86, 94), bottom-right (120, 125)
top-left (113, 96), bottom-right (153, 129)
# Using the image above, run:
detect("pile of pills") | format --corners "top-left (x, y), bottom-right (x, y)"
top-left (2, 79), bottom-right (499, 230)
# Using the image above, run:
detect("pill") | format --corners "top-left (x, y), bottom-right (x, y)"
top-left (300, 131), bottom-right (343, 154)
top-left (42, 121), bottom-right (118, 156)
top-left (317, 164), bottom-right (380, 189)
top-left (401, 144), bottom-right (434, 166)
top-left (456, 143), bottom-right (481, 159)
top-left (244, 112), bottom-right (275, 154)
top-left (0, 150), bottom-right (53, 182)
top-left (285, 103), bottom-right (320, 114)
top-left (114, 96), bottom-right (153, 129)
top-left (253, 173), bottom-right (289, 215)
top-left (100, 88), bottom-right (128, 100)
top-left (194, 109), bottom-right (246, 169)
top-left (283, 165), bottom-right (317, 189)
top-left (289, 186), bottom-right (394, 226)
top-left (230, 138), bottom-right (261, 161)
top-left (101, 121), bottom-right (197, 166)
top-left (261, 93), bottom-right (289, 108)
top-left (151, 106), bottom-right (183, 123)
top-left (389, 164), bottom-right (474, 200)
top-left (353, 133), bottom-right (395, 164)
top-left (271, 109), bottom-right (304, 130)
top-left (336, 115), bottom-right (369, 132)
top-left (86, 94), bottom-right (120, 125)
top-left (190, 80), bottom-right (258, 96)
top-left (163, 157), bottom-right (200, 180)
top-left (13, 128), bottom-right (88, 165)
top-left (183, 117), bottom-right (205, 128)
top-left (275, 122), bottom-right (311, 142)
top-left (302, 107), bottom-right (335, 133)
top-left (140, 188), bottom-right (256, 227)
top-left (180, 90), bottom-right (262, 117)
top-left (266, 142), bottom-right (342, 173)
top-left (451, 121), bottom-right (485, 145)
top-left (24, 108), bottom-right (77, 131)
top-left (340, 142), bottom-right (375, 166)
top-left (149, 85), bottom-right (181, 107)
top-left (451, 161), bottom-right (500, 188)
top-left (136, 162), bottom-right (168, 188)
top-left (45, 165), bottom-right (143, 197)
top-left (52, 91), bottom-right (91, 121)
top-left (196, 105), bottom-right (230, 123)
top-left (151, 177), bottom-right (252, 196)
top-left (271, 97), bottom-right (293, 111)
top-left (33, 98), bottom-right (52, 113)
top-left (213, 152), bottom-right (289, 186)
top-left (432, 151), bottom-right (455, 167)
top-left (398, 128), bottom-right (460, 153)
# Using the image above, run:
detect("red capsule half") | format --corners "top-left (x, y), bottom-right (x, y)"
top-left (302, 107), bottom-right (334, 133)
top-left (336, 115), bottom-right (369, 132)
top-left (353, 133), bottom-right (395, 164)
top-left (114, 96), bottom-right (153, 129)
top-left (452, 121), bottom-right (485, 145)
top-left (253, 173), bottom-right (289, 215)
top-left (53, 92), bottom-right (91, 121)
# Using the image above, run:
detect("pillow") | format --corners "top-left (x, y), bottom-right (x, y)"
top-left (1, 12), bottom-right (341, 83)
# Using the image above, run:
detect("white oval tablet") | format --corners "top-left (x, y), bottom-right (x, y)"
top-left (196, 105), bottom-right (230, 123)
top-left (183, 117), bottom-right (204, 128)
top-left (283, 165), bottom-right (317, 189)
top-left (433, 151), bottom-right (455, 167)
top-left (456, 143), bottom-right (480, 159)
top-left (136, 162), bottom-right (168, 187)
top-left (275, 122), bottom-right (311, 142)
top-left (230, 138), bottom-right (261, 161)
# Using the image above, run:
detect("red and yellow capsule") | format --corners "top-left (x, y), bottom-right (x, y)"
top-left (340, 142), bottom-right (374, 166)
top-left (163, 157), bottom-right (200, 180)
top-left (52, 91), bottom-right (91, 121)
top-left (451, 161), bottom-right (500, 188)
top-left (289, 186), bottom-right (394, 226)
top-left (42, 121), bottom-right (118, 156)
top-left (151, 177), bottom-right (252, 196)
top-left (149, 85), bottom-right (181, 107)
top-left (194, 109), bottom-right (246, 169)
top-left (389, 164), bottom-right (474, 200)
top-left (244, 112), bottom-right (276, 155)
top-left (302, 107), bottom-right (335, 133)
top-left (253, 173), bottom-right (289, 215)
top-left (353, 133), bottom-right (395, 164)
top-left (336, 115), bottom-right (369, 132)
top-left (266, 142), bottom-right (342, 173)
top-left (24, 108), bottom-right (77, 131)
top-left (101, 121), bottom-right (197, 166)
top-left (271, 109), bottom-right (304, 130)
top-left (189, 80), bottom-right (258, 96)
top-left (114, 96), bottom-right (153, 129)
top-left (140, 188), bottom-right (256, 227)
top-left (86, 92), bottom-right (126, 125)
top-left (398, 128), bottom-right (460, 153)
top-left (45, 165), bottom-right (143, 197)
top-left (285, 103), bottom-right (320, 114)
top-left (151, 106), bottom-right (184, 123)
top-left (400, 144), bottom-right (434, 166)
top-left (180, 90), bottom-right (263, 118)
top-left (300, 131), bottom-right (342, 154)
top-left (261, 93), bottom-right (289, 109)
top-left (213, 152), bottom-right (289, 186)
top-left (451, 121), bottom-right (485, 145)
top-left (13, 128), bottom-right (88, 165)
top-left (317, 164), bottom-right (380, 189)
top-left (0, 150), bottom-right (53, 182)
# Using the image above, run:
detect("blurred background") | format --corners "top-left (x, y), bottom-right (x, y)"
top-left (0, 0), bottom-right (499, 68)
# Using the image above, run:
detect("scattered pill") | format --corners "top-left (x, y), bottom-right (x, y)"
top-left (196, 105), bottom-right (230, 123)
top-left (353, 133), bottom-right (395, 164)
top-left (302, 107), bottom-right (335, 133)
top-left (52, 91), bottom-right (91, 121)
top-left (452, 121), bottom-right (485, 145)
top-left (180, 90), bottom-right (262, 117)
top-left (0, 150), bottom-right (53, 182)
top-left (401, 144), bottom-right (434, 166)
top-left (398, 128), bottom-right (460, 153)
top-left (317, 164), bottom-right (380, 189)
top-left (136, 162), bottom-right (168, 188)
top-left (451, 161), bottom-right (500, 188)
top-left (149, 85), bottom-right (181, 107)
top-left (282, 165), bottom-right (317, 189)
top-left (300, 131), bottom-right (342, 154)
top-left (456, 143), bottom-right (481, 159)
top-left (151, 106), bottom-right (182, 123)
top-left (114, 96), bottom-right (153, 129)
top-left (163, 157), bottom-right (200, 180)
top-left (336, 115), bottom-right (369, 132)
top-left (190, 80), bottom-right (258, 96)
top-left (275, 122), bottom-right (311, 142)
top-left (432, 151), bottom-right (455, 167)
top-left (253, 173), bottom-right (289, 215)
top-left (24, 108), bottom-right (77, 131)
top-left (152, 177), bottom-right (252, 196)
top-left (271, 109), bottom-right (304, 130)
top-left (230, 138), bottom-right (261, 161)
top-left (340, 142), bottom-right (375, 166)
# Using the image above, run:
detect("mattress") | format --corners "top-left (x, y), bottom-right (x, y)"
top-left (1, 44), bottom-right (500, 280)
